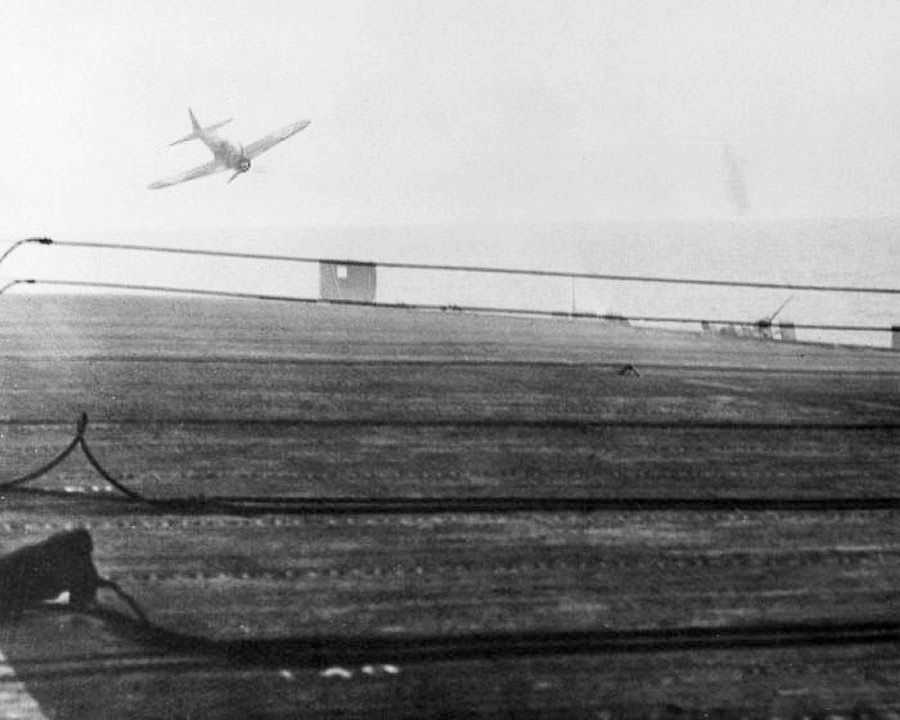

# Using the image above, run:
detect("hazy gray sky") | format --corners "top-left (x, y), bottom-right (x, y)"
top-left (4, 0), bottom-right (900, 235)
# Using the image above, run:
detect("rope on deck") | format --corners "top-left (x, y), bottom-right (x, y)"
top-left (0, 413), bottom-right (86, 491)
top-left (15, 604), bottom-right (900, 674)
top-left (0, 414), bottom-right (223, 512)
top-left (2, 413), bottom-right (900, 515)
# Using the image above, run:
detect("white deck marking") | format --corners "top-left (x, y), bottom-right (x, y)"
top-left (0, 648), bottom-right (48, 719)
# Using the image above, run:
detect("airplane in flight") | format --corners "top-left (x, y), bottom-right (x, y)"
top-left (148, 109), bottom-right (310, 189)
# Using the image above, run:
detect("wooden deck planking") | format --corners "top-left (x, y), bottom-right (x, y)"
top-left (0, 295), bottom-right (898, 717)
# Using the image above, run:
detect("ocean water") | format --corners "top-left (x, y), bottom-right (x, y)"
top-left (3, 218), bottom-right (899, 348)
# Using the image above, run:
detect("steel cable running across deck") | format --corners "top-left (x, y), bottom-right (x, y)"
top-left (2, 414), bottom-right (899, 515)
top-left (2, 236), bottom-right (900, 295)
top-left (1, 278), bottom-right (898, 336)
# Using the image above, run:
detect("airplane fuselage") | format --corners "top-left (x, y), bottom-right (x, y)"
top-left (200, 132), bottom-right (250, 173)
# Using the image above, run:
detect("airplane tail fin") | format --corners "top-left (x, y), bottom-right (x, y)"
top-left (169, 108), bottom-right (233, 146)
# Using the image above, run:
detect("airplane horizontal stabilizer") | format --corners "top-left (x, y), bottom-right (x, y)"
top-left (169, 132), bottom-right (200, 146)
top-left (169, 115), bottom-right (233, 146)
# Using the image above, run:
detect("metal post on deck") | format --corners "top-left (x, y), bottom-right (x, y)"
top-left (892, 325), bottom-right (900, 351)
top-left (570, 276), bottom-right (576, 319)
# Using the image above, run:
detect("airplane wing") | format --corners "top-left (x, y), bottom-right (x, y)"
top-left (243, 120), bottom-right (311, 160)
top-left (148, 160), bottom-right (224, 190)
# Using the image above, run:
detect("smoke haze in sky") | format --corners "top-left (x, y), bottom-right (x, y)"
top-left (3, 0), bottom-right (900, 236)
